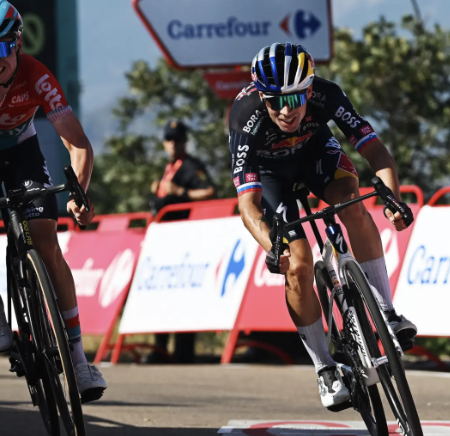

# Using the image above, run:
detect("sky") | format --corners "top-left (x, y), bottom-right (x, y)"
top-left (77, 0), bottom-right (450, 151)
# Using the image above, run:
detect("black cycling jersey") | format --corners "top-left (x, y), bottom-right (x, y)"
top-left (0, 135), bottom-right (58, 222)
top-left (228, 76), bottom-right (377, 197)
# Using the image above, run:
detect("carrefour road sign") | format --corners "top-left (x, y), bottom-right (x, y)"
top-left (133, 0), bottom-right (332, 68)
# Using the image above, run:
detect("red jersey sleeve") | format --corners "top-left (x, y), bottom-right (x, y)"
top-left (26, 55), bottom-right (73, 122)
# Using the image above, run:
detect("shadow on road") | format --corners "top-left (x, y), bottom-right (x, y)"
top-left (0, 406), bottom-right (219, 436)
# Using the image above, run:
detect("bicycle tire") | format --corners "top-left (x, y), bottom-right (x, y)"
top-left (26, 249), bottom-right (85, 436)
top-left (315, 260), bottom-right (388, 436)
top-left (343, 260), bottom-right (423, 436)
top-left (8, 247), bottom-right (60, 436)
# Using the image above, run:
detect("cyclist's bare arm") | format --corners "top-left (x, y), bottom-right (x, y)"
top-left (238, 190), bottom-right (274, 252)
top-left (360, 138), bottom-right (401, 199)
top-left (52, 112), bottom-right (94, 193)
top-left (52, 112), bottom-right (95, 225)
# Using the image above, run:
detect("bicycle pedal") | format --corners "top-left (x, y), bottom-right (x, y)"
top-left (81, 387), bottom-right (105, 404)
top-left (327, 399), bottom-right (352, 413)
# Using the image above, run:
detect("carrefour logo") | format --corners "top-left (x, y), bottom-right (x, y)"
top-left (167, 10), bottom-right (322, 40)
top-left (280, 10), bottom-right (322, 38)
top-left (220, 240), bottom-right (245, 297)
top-left (407, 245), bottom-right (450, 285)
top-left (168, 17), bottom-right (271, 40)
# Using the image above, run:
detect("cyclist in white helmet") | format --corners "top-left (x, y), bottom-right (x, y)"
top-left (228, 42), bottom-right (416, 409)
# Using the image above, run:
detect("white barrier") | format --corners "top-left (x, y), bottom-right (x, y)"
top-left (394, 206), bottom-right (450, 336)
top-left (119, 217), bottom-right (258, 334)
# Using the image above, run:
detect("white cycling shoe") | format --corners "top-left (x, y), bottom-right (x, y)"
top-left (74, 363), bottom-right (107, 404)
top-left (317, 365), bottom-right (350, 409)
top-left (0, 297), bottom-right (13, 352)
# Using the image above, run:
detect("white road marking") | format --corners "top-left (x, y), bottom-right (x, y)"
top-left (219, 420), bottom-right (450, 435)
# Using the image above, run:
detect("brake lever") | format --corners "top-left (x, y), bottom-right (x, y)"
top-left (64, 166), bottom-right (90, 212)
top-left (269, 213), bottom-right (285, 268)
top-left (64, 165), bottom-right (90, 229)
top-left (372, 176), bottom-right (412, 224)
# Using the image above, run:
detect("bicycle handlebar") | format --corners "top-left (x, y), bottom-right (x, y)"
top-left (270, 177), bottom-right (411, 266)
top-left (0, 165), bottom-right (90, 227)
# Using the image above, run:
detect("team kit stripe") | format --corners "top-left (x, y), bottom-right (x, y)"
top-left (355, 132), bottom-right (378, 152)
top-left (237, 182), bottom-right (262, 196)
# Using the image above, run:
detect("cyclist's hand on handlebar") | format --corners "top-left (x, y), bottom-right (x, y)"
top-left (67, 197), bottom-right (95, 226)
top-left (266, 245), bottom-right (291, 274)
top-left (383, 201), bottom-right (413, 231)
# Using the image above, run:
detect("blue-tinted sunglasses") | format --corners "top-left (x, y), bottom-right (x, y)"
top-left (0, 39), bottom-right (17, 58)
top-left (263, 92), bottom-right (307, 111)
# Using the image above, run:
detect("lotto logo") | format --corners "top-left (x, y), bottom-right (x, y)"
top-left (35, 74), bottom-right (63, 111)
top-left (245, 173), bottom-right (258, 182)
top-left (360, 125), bottom-right (373, 135)
top-left (233, 177), bottom-right (240, 187)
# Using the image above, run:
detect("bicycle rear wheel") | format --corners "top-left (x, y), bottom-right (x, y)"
top-left (26, 249), bottom-right (85, 436)
top-left (343, 260), bottom-right (423, 436)
top-left (315, 260), bottom-right (388, 436)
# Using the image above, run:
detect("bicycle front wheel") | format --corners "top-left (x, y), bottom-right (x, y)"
top-left (26, 249), bottom-right (85, 436)
top-left (315, 261), bottom-right (388, 436)
top-left (343, 260), bottom-right (423, 436)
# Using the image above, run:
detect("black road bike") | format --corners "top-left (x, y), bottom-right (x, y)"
top-left (270, 177), bottom-right (423, 436)
top-left (6, 166), bottom-right (89, 436)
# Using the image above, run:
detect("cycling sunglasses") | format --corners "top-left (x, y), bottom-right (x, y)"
top-left (0, 39), bottom-right (17, 58)
top-left (263, 92), bottom-right (307, 111)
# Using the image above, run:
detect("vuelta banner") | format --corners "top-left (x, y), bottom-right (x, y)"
top-left (119, 217), bottom-right (259, 334)
top-left (236, 207), bottom-right (419, 332)
top-left (394, 206), bottom-right (450, 336)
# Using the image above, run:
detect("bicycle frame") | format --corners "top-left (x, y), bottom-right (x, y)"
top-left (309, 205), bottom-right (404, 387)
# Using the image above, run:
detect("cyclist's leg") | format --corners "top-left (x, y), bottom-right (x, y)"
top-left (303, 127), bottom-right (416, 342)
top-left (261, 165), bottom-right (349, 407)
top-left (11, 136), bottom-right (107, 398)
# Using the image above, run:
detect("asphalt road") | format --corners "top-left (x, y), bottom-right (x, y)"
top-left (0, 357), bottom-right (449, 436)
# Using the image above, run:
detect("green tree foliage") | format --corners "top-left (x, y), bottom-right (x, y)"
top-left (89, 59), bottom-right (231, 214)
top-left (318, 15), bottom-right (450, 197)
top-left (91, 15), bottom-right (450, 213)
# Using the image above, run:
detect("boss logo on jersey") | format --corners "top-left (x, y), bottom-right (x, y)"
top-left (335, 106), bottom-right (361, 128)
top-left (359, 125), bottom-right (373, 135)
top-left (35, 74), bottom-right (63, 111)
top-left (233, 144), bottom-right (249, 174)
top-left (243, 110), bottom-right (262, 133)
top-left (10, 92), bottom-right (29, 105)
top-left (245, 173), bottom-right (258, 182)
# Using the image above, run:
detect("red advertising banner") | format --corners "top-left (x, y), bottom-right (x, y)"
top-left (62, 230), bottom-right (144, 335)
top-left (203, 71), bottom-right (250, 100)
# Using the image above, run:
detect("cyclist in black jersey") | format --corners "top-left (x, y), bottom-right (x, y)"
top-left (228, 43), bottom-right (417, 409)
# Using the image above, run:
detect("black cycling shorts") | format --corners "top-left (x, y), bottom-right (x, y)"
top-left (0, 135), bottom-right (58, 222)
top-left (261, 125), bottom-right (358, 243)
